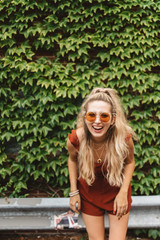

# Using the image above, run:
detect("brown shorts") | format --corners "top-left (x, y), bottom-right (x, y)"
top-left (80, 195), bottom-right (132, 216)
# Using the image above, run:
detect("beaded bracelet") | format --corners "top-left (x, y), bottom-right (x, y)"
top-left (69, 190), bottom-right (79, 197)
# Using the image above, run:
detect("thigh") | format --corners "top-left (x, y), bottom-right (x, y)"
top-left (108, 213), bottom-right (129, 240)
top-left (82, 212), bottom-right (105, 240)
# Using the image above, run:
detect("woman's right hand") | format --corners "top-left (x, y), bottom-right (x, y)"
top-left (70, 194), bottom-right (81, 214)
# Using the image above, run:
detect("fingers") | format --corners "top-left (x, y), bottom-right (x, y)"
top-left (113, 199), bottom-right (117, 215)
top-left (113, 199), bottom-right (128, 219)
top-left (78, 199), bottom-right (81, 212)
top-left (116, 204), bottom-right (128, 219)
top-left (70, 201), bottom-right (79, 213)
top-left (70, 204), bottom-right (79, 213)
top-left (70, 195), bottom-right (81, 214)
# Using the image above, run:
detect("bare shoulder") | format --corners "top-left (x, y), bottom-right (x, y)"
top-left (67, 127), bottom-right (84, 160)
top-left (67, 133), bottom-right (78, 160)
top-left (67, 137), bottom-right (76, 153)
top-left (127, 136), bottom-right (134, 150)
top-left (76, 127), bottom-right (84, 143)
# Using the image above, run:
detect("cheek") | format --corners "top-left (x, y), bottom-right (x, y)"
top-left (85, 121), bottom-right (95, 133)
top-left (85, 120), bottom-right (91, 129)
top-left (102, 122), bottom-right (112, 132)
top-left (104, 121), bottom-right (112, 127)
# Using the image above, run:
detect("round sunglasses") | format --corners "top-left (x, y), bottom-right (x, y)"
top-left (86, 112), bottom-right (111, 122)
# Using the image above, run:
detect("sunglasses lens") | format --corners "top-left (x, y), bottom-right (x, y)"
top-left (100, 113), bottom-right (110, 122)
top-left (86, 112), bottom-right (96, 121)
top-left (86, 112), bottom-right (110, 122)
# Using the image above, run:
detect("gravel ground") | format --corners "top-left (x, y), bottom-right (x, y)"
top-left (0, 231), bottom-right (152, 240)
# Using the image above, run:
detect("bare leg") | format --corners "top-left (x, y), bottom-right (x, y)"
top-left (82, 212), bottom-right (105, 240)
top-left (108, 213), bottom-right (129, 240)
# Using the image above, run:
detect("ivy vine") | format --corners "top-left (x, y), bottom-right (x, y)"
top-left (0, 0), bottom-right (159, 201)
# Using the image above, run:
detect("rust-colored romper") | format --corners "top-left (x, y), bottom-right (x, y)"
top-left (68, 130), bottom-right (132, 216)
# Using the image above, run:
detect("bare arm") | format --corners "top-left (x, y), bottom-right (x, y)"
top-left (120, 137), bottom-right (135, 193)
top-left (114, 137), bottom-right (135, 218)
top-left (67, 138), bottom-right (78, 191)
top-left (67, 138), bottom-right (81, 213)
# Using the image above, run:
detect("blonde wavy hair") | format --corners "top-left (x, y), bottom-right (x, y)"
top-left (77, 87), bottom-right (136, 187)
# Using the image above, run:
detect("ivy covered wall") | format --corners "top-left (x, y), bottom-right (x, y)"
top-left (0, 0), bottom-right (159, 198)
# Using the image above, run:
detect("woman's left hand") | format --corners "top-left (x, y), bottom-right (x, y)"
top-left (113, 191), bottom-right (128, 219)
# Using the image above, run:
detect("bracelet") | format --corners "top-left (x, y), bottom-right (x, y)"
top-left (69, 190), bottom-right (79, 196)
top-left (69, 192), bottom-right (79, 197)
top-left (69, 190), bottom-right (79, 194)
top-left (69, 190), bottom-right (79, 197)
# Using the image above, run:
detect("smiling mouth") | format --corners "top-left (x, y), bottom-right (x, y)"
top-left (92, 126), bottom-right (103, 131)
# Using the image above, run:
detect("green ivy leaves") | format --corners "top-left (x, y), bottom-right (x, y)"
top-left (0, 0), bottom-right (159, 200)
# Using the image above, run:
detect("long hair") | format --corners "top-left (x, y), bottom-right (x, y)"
top-left (77, 87), bottom-right (136, 187)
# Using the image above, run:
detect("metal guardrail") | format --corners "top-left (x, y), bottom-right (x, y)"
top-left (0, 196), bottom-right (159, 230)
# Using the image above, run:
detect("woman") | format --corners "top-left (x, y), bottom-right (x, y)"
top-left (67, 88), bottom-right (136, 240)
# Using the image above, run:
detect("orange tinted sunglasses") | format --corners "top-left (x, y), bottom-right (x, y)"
top-left (86, 112), bottom-right (111, 122)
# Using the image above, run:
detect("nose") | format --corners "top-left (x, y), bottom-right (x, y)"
top-left (95, 115), bottom-right (101, 123)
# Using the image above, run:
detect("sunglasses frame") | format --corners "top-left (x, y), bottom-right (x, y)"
top-left (85, 112), bottom-right (111, 123)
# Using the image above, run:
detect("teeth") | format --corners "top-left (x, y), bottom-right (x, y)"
top-left (93, 127), bottom-right (103, 130)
